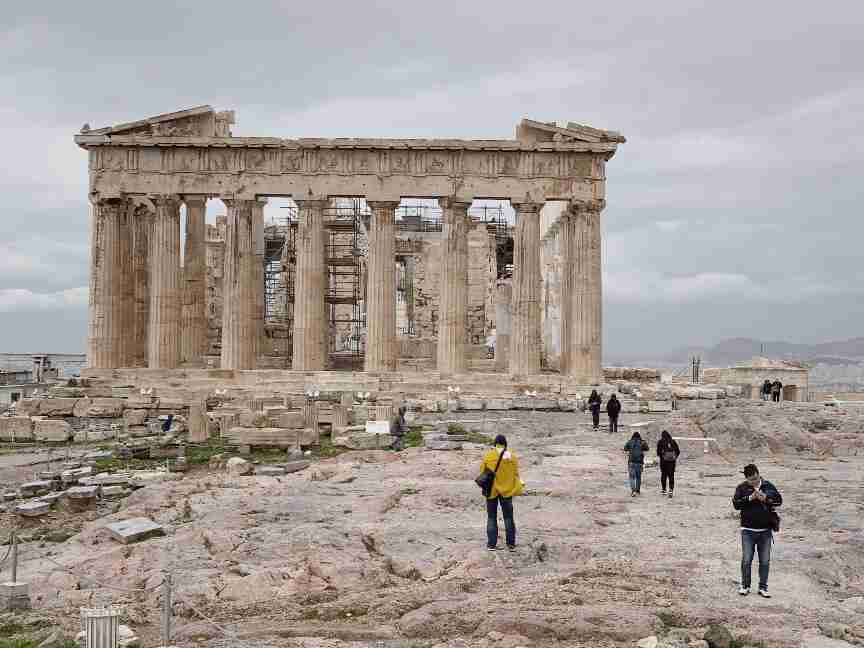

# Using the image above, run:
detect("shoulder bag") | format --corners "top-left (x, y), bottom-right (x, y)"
top-left (475, 450), bottom-right (505, 497)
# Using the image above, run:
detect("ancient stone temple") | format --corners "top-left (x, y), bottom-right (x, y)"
top-left (76, 106), bottom-right (624, 384)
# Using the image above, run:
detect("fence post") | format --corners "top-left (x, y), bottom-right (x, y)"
top-left (161, 573), bottom-right (173, 645)
top-left (1, 532), bottom-right (30, 611)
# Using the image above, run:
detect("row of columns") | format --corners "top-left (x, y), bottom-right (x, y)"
top-left (88, 195), bottom-right (603, 382)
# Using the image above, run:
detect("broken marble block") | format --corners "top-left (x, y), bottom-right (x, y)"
top-left (65, 485), bottom-right (99, 500)
top-left (256, 465), bottom-right (286, 476)
top-left (19, 481), bottom-right (53, 497)
top-left (15, 501), bottom-right (50, 517)
top-left (106, 518), bottom-right (165, 544)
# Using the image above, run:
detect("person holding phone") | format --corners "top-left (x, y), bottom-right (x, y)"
top-left (732, 464), bottom-right (783, 597)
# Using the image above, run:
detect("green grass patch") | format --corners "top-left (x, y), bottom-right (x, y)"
top-left (446, 423), bottom-right (466, 435)
top-left (185, 439), bottom-right (229, 465)
top-left (404, 426), bottom-right (424, 448)
top-left (0, 640), bottom-right (38, 648)
top-left (465, 430), bottom-right (493, 445)
top-left (312, 435), bottom-right (347, 459)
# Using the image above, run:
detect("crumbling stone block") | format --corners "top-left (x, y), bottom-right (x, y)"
top-left (37, 398), bottom-right (79, 416)
top-left (20, 481), bottom-right (53, 497)
top-left (0, 416), bottom-right (34, 441)
top-left (73, 397), bottom-right (124, 417)
top-left (123, 409), bottom-right (148, 426)
top-left (15, 501), bottom-right (50, 517)
top-left (106, 518), bottom-right (166, 544)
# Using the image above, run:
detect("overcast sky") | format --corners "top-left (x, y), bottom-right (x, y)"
top-left (1, 1), bottom-right (862, 358)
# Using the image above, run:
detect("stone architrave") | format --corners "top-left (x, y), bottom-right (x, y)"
top-left (509, 201), bottom-right (543, 376)
top-left (148, 196), bottom-right (182, 368)
top-left (292, 199), bottom-right (328, 370)
top-left (494, 280), bottom-right (512, 372)
top-left (131, 204), bottom-right (152, 367)
top-left (221, 199), bottom-right (258, 370)
top-left (436, 198), bottom-right (471, 375)
top-left (570, 201), bottom-right (604, 383)
top-left (365, 201), bottom-right (399, 372)
top-left (88, 197), bottom-right (128, 368)
top-left (181, 196), bottom-right (208, 365)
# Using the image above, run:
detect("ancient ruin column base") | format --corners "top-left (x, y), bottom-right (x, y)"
top-left (0, 582), bottom-right (31, 611)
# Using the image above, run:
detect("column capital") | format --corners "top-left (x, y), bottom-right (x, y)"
top-left (367, 200), bottom-right (401, 211)
top-left (151, 195), bottom-right (182, 210)
top-left (569, 199), bottom-right (606, 214)
top-left (438, 197), bottom-right (471, 212)
top-left (182, 195), bottom-right (208, 209)
top-left (510, 201), bottom-right (544, 214)
top-left (293, 198), bottom-right (330, 209)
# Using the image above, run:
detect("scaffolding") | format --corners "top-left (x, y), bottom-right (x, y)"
top-left (262, 200), bottom-right (366, 368)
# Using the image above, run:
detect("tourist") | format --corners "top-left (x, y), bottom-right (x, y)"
top-left (606, 394), bottom-right (622, 434)
top-left (761, 379), bottom-right (772, 401)
top-left (480, 434), bottom-right (523, 551)
top-left (771, 380), bottom-right (783, 403)
top-left (732, 464), bottom-right (783, 597)
top-left (623, 431), bottom-right (649, 496)
top-left (588, 390), bottom-right (602, 431)
top-left (486, 328), bottom-right (496, 359)
top-left (656, 430), bottom-right (681, 497)
top-left (161, 414), bottom-right (173, 433)
top-left (391, 405), bottom-right (407, 451)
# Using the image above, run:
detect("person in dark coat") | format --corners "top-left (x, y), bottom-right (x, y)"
top-left (623, 431), bottom-right (649, 496)
top-left (606, 394), bottom-right (622, 434)
top-left (732, 464), bottom-right (783, 597)
top-left (761, 380), bottom-right (772, 401)
top-left (588, 390), bottom-right (602, 431)
top-left (391, 406), bottom-right (407, 451)
top-left (656, 430), bottom-right (681, 497)
top-left (771, 380), bottom-right (783, 402)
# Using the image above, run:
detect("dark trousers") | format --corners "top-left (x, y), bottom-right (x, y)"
top-left (741, 529), bottom-right (773, 590)
top-left (591, 410), bottom-right (600, 428)
top-left (609, 415), bottom-right (619, 434)
top-left (486, 496), bottom-right (516, 548)
top-left (772, 391), bottom-right (780, 402)
top-left (660, 460), bottom-right (676, 491)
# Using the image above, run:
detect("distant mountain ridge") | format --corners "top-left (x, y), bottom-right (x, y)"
top-left (661, 337), bottom-right (864, 367)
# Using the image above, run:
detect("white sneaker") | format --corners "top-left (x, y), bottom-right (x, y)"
top-left (738, 586), bottom-right (750, 595)
top-left (758, 589), bottom-right (771, 598)
top-left (661, 489), bottom-right (667, 495)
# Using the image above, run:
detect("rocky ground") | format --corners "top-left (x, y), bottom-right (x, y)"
top-left (1, 401), bottom-right (863, 648)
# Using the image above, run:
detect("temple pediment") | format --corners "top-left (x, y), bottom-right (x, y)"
top-left (516, 119), bottom-right (626, 145)
top-left (80, 105), bottom-right (234, 138)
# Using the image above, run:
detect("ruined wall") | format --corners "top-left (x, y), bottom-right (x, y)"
top-left (467, 225), bottom-right (496, 344)
top-left (720, 366), bottom-right (809, 401)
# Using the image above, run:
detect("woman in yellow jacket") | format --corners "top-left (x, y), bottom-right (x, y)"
top-left (480, 434), bottom-right (523, 551)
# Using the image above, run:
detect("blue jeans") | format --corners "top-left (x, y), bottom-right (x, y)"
top-left (628, 462), bottom-right (644, 493)
top-left (741, 529), bottom-right (773, 590)
top-left (486, 496), bottom-right (516, 548)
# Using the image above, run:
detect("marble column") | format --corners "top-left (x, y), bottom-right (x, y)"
top-left (436, 198), bottom-right (471, 375)
top-left (118, 202), bottom-right (135, 367)
top-left (131, 205), bottom-right (151, 367)
top-left (365, 200), bottom-right (399, 372)
top-left (221, 199), bottom-right (258, 370)
top-left (509, 201), bottom-right (543, 376)
top-left (494, 280), bottom-right (512, 371)
top-left (558, 208), bottom-right (576, 376)
top-left (181, 196), bottom-right (208, 365)
top-left (570, 200), bottom-right (604, 383)
top-left (292, 199), bottom-right (328, 370)
top-left (252, 201), bottom-right (266, 360)
top-left (87, 197), bottom-right (126, 368)
top-left (148, 196), bottom-right (182, 369)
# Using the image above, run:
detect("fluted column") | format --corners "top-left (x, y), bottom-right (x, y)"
top-left (570, 200), bottom-right (604, 383)
top-left (292, 199), bottom-right (328, 370)
top-left (148, 196), bottom-right (182, 368)
top-left (88, 197), bottom-right (126, 368)
top-left (221, 199), bottom-right (258, 370)
top-left (118, 202), bottom-right (135, 367)
top-left (181, 196), bottom-right (208, 365)
top-left (252, 201), bottom-right (266, 360)
top-left (494, 280), bottom-right (512, 372)
top-left (509, 201), bottom-right (543, 376)
top-left (131, 205), bottom-right (151, 367)
top-left (365, 200), bottom-right (399, 372)
top-left (436, 198), bottom-right (470, 375)
top-left (559, 208), bottom-right (576, 375)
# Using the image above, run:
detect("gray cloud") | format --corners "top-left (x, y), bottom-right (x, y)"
top-left (1, 1), bottom-right (862, 355)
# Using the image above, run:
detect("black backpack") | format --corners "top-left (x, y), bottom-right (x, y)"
top-left (628, 440), bottom-right (644, 463)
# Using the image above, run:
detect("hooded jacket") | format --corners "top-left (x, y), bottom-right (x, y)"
top-left (606, 396), bottom-right (621, 417)
top-left (656, 435), bottom-right (681, 463)
top-left (732, 478), bottom-right (782, 529)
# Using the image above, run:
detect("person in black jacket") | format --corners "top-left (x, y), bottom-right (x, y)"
top-left (732, 464), bottom-right (782, 597)
top-left (656, 430), bottom-right (681, 498)
top-left (606, 394), bottom-right (622, 434)
top-left (761, 380), bottom-right (772, 401)
top-left (771, 380), bottom-right (783, 403)
top-left (588, 390), bottom-right (602, 431)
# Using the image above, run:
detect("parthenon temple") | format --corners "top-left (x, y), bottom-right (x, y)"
top-left (76, 106), bottom-right (624, 385)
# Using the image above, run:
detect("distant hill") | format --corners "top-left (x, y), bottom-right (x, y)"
top-left (657, 337), bottom-right (864, 367)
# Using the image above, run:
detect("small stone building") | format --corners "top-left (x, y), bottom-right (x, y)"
top-left (716, 357), bottom-right (810, 402)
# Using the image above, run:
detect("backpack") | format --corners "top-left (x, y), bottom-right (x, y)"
top-left (628, 440), bottom-right (644, 463)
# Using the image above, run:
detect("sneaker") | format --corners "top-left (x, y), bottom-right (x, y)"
top-left (758, 589), bottom-right (771, 598)
top-left (661, 489), bottom-right (667, 495)
top-left (487, 546), bottom-right (498, 552)
top-left (738, 586), bottom-right (750, 596)
top-left (668, 491), bottom-right (674, 499)
top-left (630, 491), bottom-right (637, 498)
top-left (506, 545), bottom-right (517, 552)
